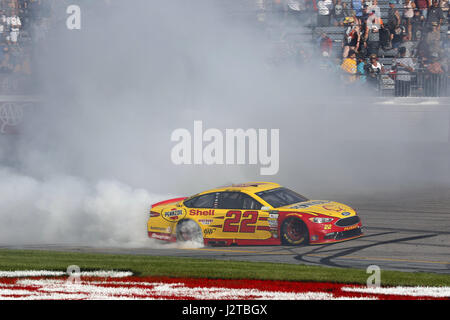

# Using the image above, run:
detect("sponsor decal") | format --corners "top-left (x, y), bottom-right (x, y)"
top-left (189, 209), bottom-right (215, 216)
top-left (269, 213), bottom-right (278, 219)
top-left (322, 204), bottom-right (346, 212)
top-left (344, 225), bottom-right (359, 231)
top-left (203, 228), bottom-right (215, 236)
top-left (151, 233), bottom-right (172, 241)
top-left (163, 208), bottom-right (185, 221)
top-left (268, 220), bottom-right (278, 227)
top-left (150, 226), bottom-right (167, 231)
top-left (229, 183), bottom-right (269, 188)
top-left (268, 213), bottom-right (278, 236)
top-left (199, 219), bottom-right (214, 225)
top-left (289, 200), bottom-right (329, 209)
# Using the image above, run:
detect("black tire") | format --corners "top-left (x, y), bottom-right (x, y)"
top-left (280, 217), bottom-right (309, 245)
top-left (176, 219), bottom-right (204, 244)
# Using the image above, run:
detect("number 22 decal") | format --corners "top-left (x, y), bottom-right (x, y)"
top-left (223, 211), bottom-right (258, 233)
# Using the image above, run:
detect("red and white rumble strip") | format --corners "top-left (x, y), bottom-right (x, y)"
top-left (0, 271), bottom-right (448, 300)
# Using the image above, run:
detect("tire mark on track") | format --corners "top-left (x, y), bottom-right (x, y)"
top-left (296, 233), bottom-right (440, 269)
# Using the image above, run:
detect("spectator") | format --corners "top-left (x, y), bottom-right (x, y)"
top-left (362, 4), bottom-right (370, 22)
top-left (305, 0), bottom-right (318, 12)
top-left (366, 53), bottom-right (385, 87)
top-left (424, 52), bottom-right (444, 96)
top-left (401, 34), bottom-right (417, 57)
top-left (343, 2), bottom-right (353, 17)
top-left (392, 46), bottom-right (415, 96)
top-left (403, 0), bottom-right (415, 39)
top-left (427, 0), bottom-right (444, 26)
top-left (352, 0), bottom-right (363, 18)
top-left (341, 49), bottom-right (358, 83)
top-left (411, 9), bottom-right (425, 40)
top-left (0, 9), bottom-right (5, 42)
top-left (387, 0), bottom-right (401, 39)
top-left (443, 30), bottom-right (450, 51)
top-left (391, 25), bottom-right (405, 49)
top-left (317, 0), bottom-right (333, 26)
top-left (357, 54), bottom-right (367, 83)
top-left (319, 32), bottom-right (333, 56)
top-left (426, 52), bottom-right (444, 73)
top-left (332, 0), bottom-right (345, 25)
top-left (319, 50), bottom-right (339, 71)
top-left (368, 0), bottom-right (380, 18)
top-left (426, 21), bottom-right (442, 56)
top-left (366, 10), bottom-right (382, 56)
top-left (342, 17), bottom-right (361, 58)
top-left (416, 0), bottom-right (431, 19)
top-left (6, 7), bottom-right (21, 43)
top-left (441, 0), bottom-right (449, 24)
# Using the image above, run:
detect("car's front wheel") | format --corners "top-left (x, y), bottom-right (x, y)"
top-left (176, 219), bottom-right (204, 245)
top-left (281, 217), bottom-right (309, 245)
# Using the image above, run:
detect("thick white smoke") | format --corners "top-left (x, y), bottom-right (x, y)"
top-left (0, 167), bottom-right (166, 246)
top-left (0, 1), bottom-right (448, 246)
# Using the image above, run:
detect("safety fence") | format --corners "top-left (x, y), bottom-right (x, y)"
top-left (378, 71), bottom-right (449, 97)
top-left (0, 74), bottom-right (33, 95)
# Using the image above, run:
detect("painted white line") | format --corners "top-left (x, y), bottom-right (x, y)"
top-left (0, 270), bottom-right (133, 278)
top-left (0, 271), bottom-right (65, 277)
top-left (342, 286), bottom-right (450, 298)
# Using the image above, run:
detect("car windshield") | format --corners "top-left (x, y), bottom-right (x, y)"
top-left (255, 187), bottom-right (309, 208)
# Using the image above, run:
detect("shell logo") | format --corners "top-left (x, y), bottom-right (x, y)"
top-left (322, 204), bottom-right (346, 212)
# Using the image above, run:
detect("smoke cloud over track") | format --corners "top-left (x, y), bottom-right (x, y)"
top-left (0, 1), bottom-right (448, 245)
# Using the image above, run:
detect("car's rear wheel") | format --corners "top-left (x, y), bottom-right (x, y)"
top-left (281, 217), bottom-right (309, 245)
top-left (176, 219), bottom-right (204, 245)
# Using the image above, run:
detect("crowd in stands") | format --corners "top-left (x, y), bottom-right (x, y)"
top-left (0, 0), bottom-right (52, 79)
top-left (333, 0), bottom-right (448, 95)
top-left (261, 0), bottom-right (449, 96)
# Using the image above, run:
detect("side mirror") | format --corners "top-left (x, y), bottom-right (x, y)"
top-left (261, 206), bottom-right (271, 211)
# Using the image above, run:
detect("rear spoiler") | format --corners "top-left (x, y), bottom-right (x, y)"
top-left (151, 197), bottom-right (187, 208)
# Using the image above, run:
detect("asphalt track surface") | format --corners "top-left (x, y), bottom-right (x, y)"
top-left (3, 190), bottom-right (450, 275)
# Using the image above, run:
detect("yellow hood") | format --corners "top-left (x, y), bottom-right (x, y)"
top-left (280, 200), bottom-right (357, 219)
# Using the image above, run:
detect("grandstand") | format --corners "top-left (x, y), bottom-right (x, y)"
top-left (232, 0), bottom-right (450, 97)
top-left (0, 0), bottom-right (42, 134)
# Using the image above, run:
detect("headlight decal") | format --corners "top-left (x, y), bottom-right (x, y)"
top-left (309, 217), bottom-right (334, 223)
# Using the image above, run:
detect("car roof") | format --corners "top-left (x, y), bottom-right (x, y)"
top-left (198, 182), bottom-right (281, 195)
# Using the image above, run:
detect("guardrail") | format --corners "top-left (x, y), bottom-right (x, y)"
top-left (378, 71), bottom-right (449, 97)
top-left (0, 74), bottom-right (33, 95)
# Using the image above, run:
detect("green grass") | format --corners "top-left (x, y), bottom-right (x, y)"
top-left (0, 249), bottom-right (449, 287)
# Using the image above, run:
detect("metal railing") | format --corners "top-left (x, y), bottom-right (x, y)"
top-left (0, 74), bottom-right (33, 95)
top-left (378, 71), bottom-right (449, 97)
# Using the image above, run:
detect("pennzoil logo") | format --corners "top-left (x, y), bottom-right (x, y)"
top-left (162, 209), bottom-right (185, 221)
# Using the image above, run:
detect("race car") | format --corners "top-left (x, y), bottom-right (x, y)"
top-left (147, 182), bottom-right (363, 246)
